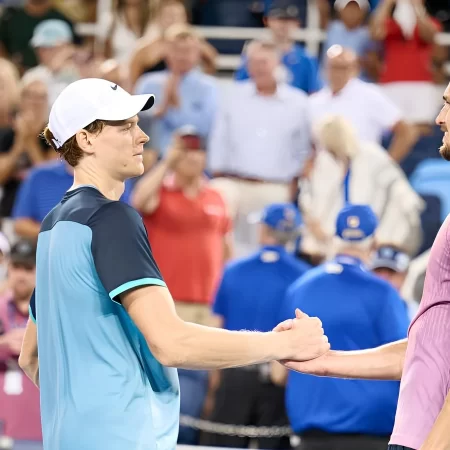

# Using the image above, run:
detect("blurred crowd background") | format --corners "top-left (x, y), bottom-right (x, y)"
top-left (0, 0), bottom-right (449, 448)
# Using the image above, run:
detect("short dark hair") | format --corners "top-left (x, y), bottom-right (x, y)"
top-left (42, 120), bottom-right (107, 167)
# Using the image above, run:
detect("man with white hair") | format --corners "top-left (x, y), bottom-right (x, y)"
top-left (310, 45), bottom-right (416, 162)
top-left (209, 38), bottom-right (311, 257)
top-left (273, 204), bottom-right (409, 450)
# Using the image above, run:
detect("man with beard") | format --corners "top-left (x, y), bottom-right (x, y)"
top-left (277, 83), bottom-right (450, 450)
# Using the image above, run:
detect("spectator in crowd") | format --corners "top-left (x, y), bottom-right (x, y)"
top-left (317, 0), bottom-right (380, 28)
top-left (12, 160), bottom-right (132, 240)
top-left (129, 0), bottom-right (217, 89)
top-left (321, 0), bottom-right (376, 81)
top-left (370, 244), bottom-right (418, 319)
top-left (0, 0), bottom-right (79, 73)
top-left (235, 0), bottom-right (322, 94)
top-left (370, 0), bottom-right (442, 128)
top-left (209, 39), bottom-right (311, 257)
top-left (99, 0), bottom-right (151, 66)
top-left (0, 240), bottom-right (41, 442)
top-left (0, 77), bottom-right (52, 221)
top-left (135, 24), bottom-right (219, 157)
top-left (310, 45), bottom-right (416, 162)
top-left (0, 57), bottom-right (19, 129)
top-left (299, 115), bottom-right (424, 259)
top-left (272, 204), bottom-right (409, 450)
top-left (24, 19), bottom-right (80, 106)
top-left (0, 232), bottom-right (10, 290)
top-left (131, 127), bottom-right (232, 445)
top-left (202, 203), bottom-right (310, 449)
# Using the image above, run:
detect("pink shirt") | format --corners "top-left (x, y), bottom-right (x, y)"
top-left (0, 292), bottom-right (42, 441)
top-left (390, 216), bottom-right (450, 449)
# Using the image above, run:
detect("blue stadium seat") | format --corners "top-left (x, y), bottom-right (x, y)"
top-left (382, 125), bottom-right (444, 178)
top-left (410, 159), bottom-right (450, 222)
top-left (418, 194), bottom-right (442, 254)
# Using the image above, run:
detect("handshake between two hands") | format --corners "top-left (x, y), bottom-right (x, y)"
top-left (272, 309), bottom-right (331, 375)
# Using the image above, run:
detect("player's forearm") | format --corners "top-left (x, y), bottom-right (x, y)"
top-left (18, 355), bottom-right (39, 388)
top-left (420, 392), bottom-right (450, 450)
top-left (322, 339), bottom-right (407, 380)
top-left (161, 322), bottom-right (285, 370)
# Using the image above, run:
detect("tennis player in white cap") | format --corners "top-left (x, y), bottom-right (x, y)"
top-left (17, 78), bottom-right (329, 450)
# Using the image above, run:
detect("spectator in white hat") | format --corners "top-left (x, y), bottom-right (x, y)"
top-left (23, 19), bottom-right (81, 106)
top-left (321, 0), bottom-right (376, 81)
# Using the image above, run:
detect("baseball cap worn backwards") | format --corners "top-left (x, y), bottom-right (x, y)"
top-left (335, 204), bottom-right (378, 241)
top-left (261, 203), bottom-right (302, 233)
top-left (48, 78), bottom-right (155, 149)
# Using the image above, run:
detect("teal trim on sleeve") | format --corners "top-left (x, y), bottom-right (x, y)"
top-left (29, 304), bottom-right (36, 324)
top-left (109, 278), bottom-right (167, 301)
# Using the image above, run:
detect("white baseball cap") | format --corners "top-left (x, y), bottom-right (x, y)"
top-left (334, 0), bottom-right (370, 10)
top-left (48, 78), bottom-right (155, 148)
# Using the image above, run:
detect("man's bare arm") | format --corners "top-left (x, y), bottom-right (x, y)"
top-left (283, 339), bottom-right (407, 381)
top-left (420, 392), bottom-right (450, 450)
top-left (388, 120), bottom-right (418, 163)
top-left (18, 319), bottom-right (39, 388)
top-left (122, 286), bottom-right (330, 370)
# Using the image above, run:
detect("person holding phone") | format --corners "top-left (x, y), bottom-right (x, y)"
top-left (131, 125), bottom-right (233, 445)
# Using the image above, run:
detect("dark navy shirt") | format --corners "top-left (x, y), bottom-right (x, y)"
top-left (13, 160), bottom-right (132, 223)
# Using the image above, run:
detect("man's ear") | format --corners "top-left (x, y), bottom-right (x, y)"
top-left (75, 130), bottom-right (94, 155)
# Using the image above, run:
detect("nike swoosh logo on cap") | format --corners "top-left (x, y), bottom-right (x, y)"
top-left (111, 84), bottom-right (118, 90)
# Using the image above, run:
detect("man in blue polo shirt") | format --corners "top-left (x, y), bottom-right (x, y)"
top-left (273, 204), bottom-right (409, 450)
top-left (12, 160), bottom-right (132, 240)
top-left (234, 0), bottom-right (322, 94)
top-left (202, 203), bottom-right (311, 449)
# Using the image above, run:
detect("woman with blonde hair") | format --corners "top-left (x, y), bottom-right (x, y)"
top-left (299, 114), bottom-right (424, 259)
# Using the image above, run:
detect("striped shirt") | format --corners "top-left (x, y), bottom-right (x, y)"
top-left (390, 214), bottom-right (450, 449)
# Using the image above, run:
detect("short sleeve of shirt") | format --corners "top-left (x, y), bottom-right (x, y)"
top-left (370, 84), bottom-right (403, 131)
top-left (90, 201), bottom-right (166, 302)
top-left (29, 289), bottom-right (36, 323)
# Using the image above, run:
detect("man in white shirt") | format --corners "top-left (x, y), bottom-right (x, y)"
top-left (310, 45), bottom-right (416, 162)
top-left (208, 39), bottom-right (311, 257)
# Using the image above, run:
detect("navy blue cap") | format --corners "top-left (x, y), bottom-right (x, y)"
top-left (370, 246), bottom-right (410, 272)
top-left (10, 239), bottom-right (36, 265)
top-left (267, 0), bottom-right (300, 19)
top-left (261, 203), bottom-right (302, 232)
top-left (335, 204), bottom-right (378, 241)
